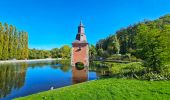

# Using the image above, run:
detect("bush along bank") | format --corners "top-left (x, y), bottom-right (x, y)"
top-left (92, 61), bottom-right (170, 81)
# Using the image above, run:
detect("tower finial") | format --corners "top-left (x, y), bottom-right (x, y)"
top-left (78, 18), bottom-right (85, 34)
top-left (79, 19), bottom-right (84, 27)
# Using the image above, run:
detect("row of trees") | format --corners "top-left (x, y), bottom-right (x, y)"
top-left (95, 14), bottom-right (170, 72)
top-left (0, 22), bottom-right (71, 60)
top-left (0, 22), bottom-right (28, 60)
top-left (29, 45), bottom-right (71, 59)
top-left (29, 49), bottom-right (51, 59)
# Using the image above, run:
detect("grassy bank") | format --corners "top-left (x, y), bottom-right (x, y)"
top-left (15, 78), bottom-right (170, 100)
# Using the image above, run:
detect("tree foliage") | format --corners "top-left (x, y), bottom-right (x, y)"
top-left (0, 22), bottom-right (28, 60)
top-left (89, 44), bottom-right (97, 61)
top-left (51, 48), bottom-right (59, 58)
top-left (59, 45), bottom-right (71, 59)
top-left (28, 45), bottom-right (71, 59)
top-left (95, 14), bottom-right (170, 71)
top-left (135, 22), bottom-right (170, 72)
top-left (29, 49), bottom-right (51, 59)
top-left (96, 35), bottom-right (120, 56)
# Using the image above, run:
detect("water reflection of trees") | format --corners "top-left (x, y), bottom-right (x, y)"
top-left (89, 63), bottom-right (111, 77)
top-left (27, 61), bottom-right (58, 68)
top-left (60, 65), bottom-right (71, 72)
top-left (0, 63), bottom-right (27, 98)
top-left (51, 60), bottom-right (71, 72)
top-left (27, 60), bottom-right (71, 72)
top-left (0, 60), bottom-right (71, 99)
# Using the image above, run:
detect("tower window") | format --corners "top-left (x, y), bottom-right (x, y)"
top-left (78, 46), bottom-right (81, 50)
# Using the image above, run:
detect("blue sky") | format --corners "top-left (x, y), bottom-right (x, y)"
top-left (0, 0), bottom-right (169, 50)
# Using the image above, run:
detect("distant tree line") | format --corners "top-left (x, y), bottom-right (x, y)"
top-left (0, 22), bottom-right (28, 60)
top-left (29, 45), bottom-right (71, 59)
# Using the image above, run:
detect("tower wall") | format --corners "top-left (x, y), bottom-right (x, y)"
top-left (71, 43), bottom-right (89, 67)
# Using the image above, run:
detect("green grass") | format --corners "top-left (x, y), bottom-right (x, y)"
top-left (15, 78), bottom-right (170, 100)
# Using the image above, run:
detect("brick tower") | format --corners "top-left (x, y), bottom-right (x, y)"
top-left (71, 21), bottom-right (89, 67)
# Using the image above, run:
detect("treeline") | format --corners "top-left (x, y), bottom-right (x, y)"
top-left (0, 22), bottom-right (28, 60)
top-left (29, 45), bottom-right (71, 59)
top-left (29, 49), bottom-right (51, 59)
top-left (97, 15), bottom-right (170, 56)
top-left (95, 14), bottom-right (170, 72)
top-left (0, 22), bottom-right (71, 60)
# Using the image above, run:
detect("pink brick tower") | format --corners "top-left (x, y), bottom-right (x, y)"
top-left (71, 21), bottom-right (89, 67)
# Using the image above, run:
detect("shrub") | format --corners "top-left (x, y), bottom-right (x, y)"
top-left (141, 72), bottom-right (168, 81)
top-left (92, 61), bottom-right (170, 80)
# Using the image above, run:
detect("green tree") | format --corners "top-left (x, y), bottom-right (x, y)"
top-left (23, 32), bottom-right (28, 59)
top-left (29, 49), bottom-right (37, 59)
top-left (51, 48), bottom-right (59, 58)
top-left (89, 44), bottom-right (97, 61)
top-left (37, 50), bottom-right (44, 59)
top-left (59, 45), bottom-right (71, 59)
top-left (2, 23), bottom-right (9, 60)
top-left (113, 35), bottom-right (120, 54)
top-left (13, 28), bottom-right (19, 59)
top-left (97, 48), bottom-right (104, 57)
top-left (135, 23), bottom-right (170, 72)
top-left (18, 31), bottom-right (23, 59)
top-left (8, 25), bottom-right (14, 59)
top-left (0, 23), bottom-right (4, 60)
top-left (44, 50), bottom-right (51, 58)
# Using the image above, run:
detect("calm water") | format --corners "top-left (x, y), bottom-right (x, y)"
top-left (0, 60), bottom-right (110, 100)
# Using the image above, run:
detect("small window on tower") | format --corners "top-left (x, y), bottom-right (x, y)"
top-left (78, 46), bottom-right (81, 50)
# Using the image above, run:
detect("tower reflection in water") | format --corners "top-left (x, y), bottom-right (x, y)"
top-left (72, 66), bottom-right (88, 84)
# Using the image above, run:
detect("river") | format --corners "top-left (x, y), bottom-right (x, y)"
top-left (0, 60), bottom-right (110, 100)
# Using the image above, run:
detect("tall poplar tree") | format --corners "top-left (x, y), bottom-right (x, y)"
top-left (17, 31), bottom-right (22, 59)
top-left (0, 23), bottom-right (4, 60)
top-left (13, 28), bottom-right (19, 59)
top-left (114, 35), bottom-right (120, 54)
top-left (8, 25), bottom-right (14, 59)
top-left (2, 23), bottom-right (9, 60)
top-left (24, 32), bottom-right (28, 59)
